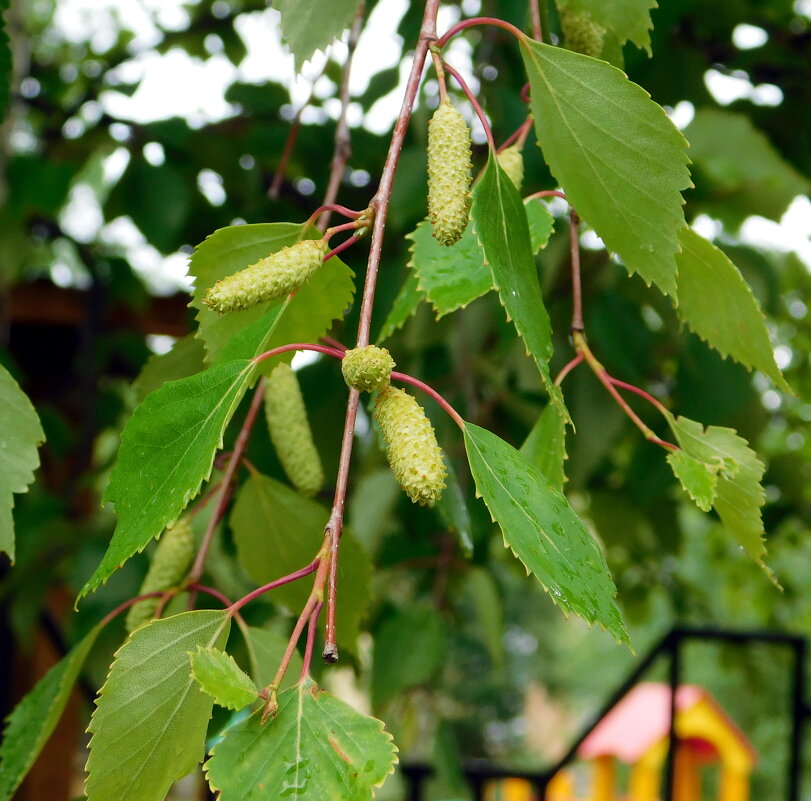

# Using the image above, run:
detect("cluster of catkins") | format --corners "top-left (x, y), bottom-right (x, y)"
top-left (343, 345), bottom-right (447, 507)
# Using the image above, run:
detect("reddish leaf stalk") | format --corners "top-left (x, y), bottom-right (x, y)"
top-left (324, 234), bottom-right (361, 263)
top-left (498, 117), bottom-right (532, 152)
top-left (325, 219), bottom-right (363, 239)
top-left (188, 380), bottom-right (267, 584)
top-left (526, 189), bottom-right (567, 201)
top-left (554, 353), bottom-right (584, 386)
top-left (609, 377), bottom-right (671, 418)
top-left (306, 204), bottom-right (364, 230)
top-left (253, 342), bottom-right (345, 366)
top-left (391, 370), bottom-right (465, 429)
top-left (187, 583), bottom-right (233, 608)
top-left (574, 333), bottom-right (677, 451)
top-left (435, 17), bottom-right (526, 49)
top-left (301, 601), bottom-right (324, 680)
top-left (98, 591), bottom-right (165, 629)
top-left (442, 61), bottom-right (496, 151)
top-left (228, 559), bottom-right (320, 616)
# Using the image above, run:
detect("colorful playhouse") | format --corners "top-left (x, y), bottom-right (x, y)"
top-left (487, 682), bottom-right (757, 801)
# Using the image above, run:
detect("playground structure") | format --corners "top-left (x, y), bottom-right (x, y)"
top-left (402, 626), bottom-right (808, 801)
top-left (494, 682), bottom-right (757, 801)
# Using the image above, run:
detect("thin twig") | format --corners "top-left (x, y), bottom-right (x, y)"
top-left (569, 209), bottom-right (584, 333)
top-left (318, 3), bottom-right (365, 231)
top-left (320, 0), bottom-right (444, 662)
top-left (270, 61), bottom-right (331, 199)
top-left (442, 61), bottom-right (496, 151)
top-left (188, 380), bottom-right (267, 584)
top-left (529, 0), bottom-right (544, 41)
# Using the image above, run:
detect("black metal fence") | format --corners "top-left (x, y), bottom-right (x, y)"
top-left (401, 625), bottom-right (809, 801)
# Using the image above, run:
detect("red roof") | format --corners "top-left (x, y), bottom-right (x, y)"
top-left (578, 683), bottom-right (755, 764)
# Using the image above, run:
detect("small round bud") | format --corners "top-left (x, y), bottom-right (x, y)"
top-left (203, 238), bottom-right (326, 314)
top-left (374, 385), bottom-right (447, 507)
top-left (125, 517), bottom-right (194, 633)
top-left (497, 144), bottom-right (525, 192)
top-left (427, 101), bottom-right (472, 246)
top-left (264, 363), bottom-right (324, 497)
top-left (559, 8), bottom-right (605, 58)
top-left (341, 345), bottom-right (396, 393)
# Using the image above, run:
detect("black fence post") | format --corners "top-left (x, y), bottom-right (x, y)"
top-left (662, 629), bottom-right (682, 801)
top-left (788, 636), bottom-right (807, 801)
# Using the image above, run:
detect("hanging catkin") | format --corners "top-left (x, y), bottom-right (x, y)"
top-left (264, 363), bottom-right (324, 497)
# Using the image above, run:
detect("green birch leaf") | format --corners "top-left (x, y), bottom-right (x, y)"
top-left (665, 414), bottom-right (774, 580)
top-left (81, 360), bottom-right (252, 598)
top-left (0, 364), bottom-right (45, 562)
top-left (276, 0), bottom-right (361, 70)
top-left (675, 228), bottom-right (790, 393)
top-left (684, 109), bottom-right (809, 226)
top-left (371, 604), bottom-right (446, 708)
top-left (132, 334), bottom-right (207, 401)
top-left (0, 624), bottom-right (102, 801)
top-left (526, 199), bottom-right (555, 253)
top-left (463, 422), bottom-right (628, 642)
top-left (471, 154), bottom-right (567, 419)
top-left (520, 39), bottom-right (691, 296)
top-left (407, 219), bottom-right (491, 318)
top-left (520, 403), bottom-right (567, 492)
top-left (666, 449), bottom-right (718, 512)
top-left (244, 627), bottom-right (303, 691)
top-left (377, 272), bottom-right (424, 342)
top-left (86, 611), bottom-right (231, 801)
top-left (558, 0), bottom-right (658, 54)
top-left (205, 678), bottom-right (397, 801)
top-left (231, 474), bottom-right (372, 650)
top-left (189, 646), bottom-right (258, 711)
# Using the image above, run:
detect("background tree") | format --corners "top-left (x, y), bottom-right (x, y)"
top-left (0, 0), bottom-right (810, 799)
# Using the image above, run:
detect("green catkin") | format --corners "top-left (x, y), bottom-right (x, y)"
top-left (264, 363), bottom-right (324, 497)
top-left (125, 517), bottom-right (194, 633)
top-left (341, 345), bottom-right (395, 393)
top-left (203, 238), bottom-right (326, 314)
top-left (374, 386), bottom-right (447, 507)
top-left (559, 7), bottom-right (605, 58)
top-left (427, 100), bottom-right (473, 246)
top-left (496, 144), bottom-right (525, 192)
